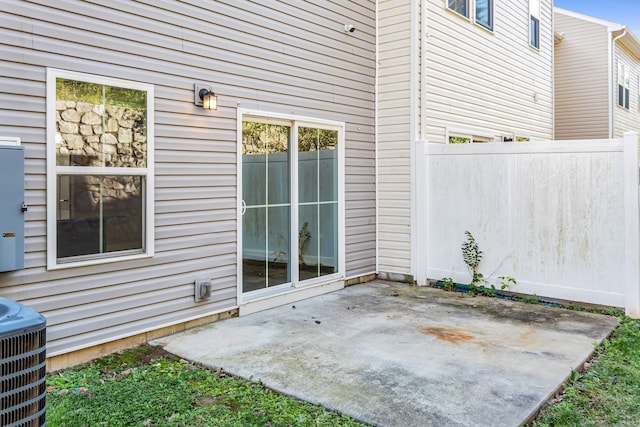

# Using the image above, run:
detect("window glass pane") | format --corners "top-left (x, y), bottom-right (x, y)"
top-left (530, 17), bottom-right (540, 48)
top-left (242, 206), bottom-right (267, 292)
top-left (618, 62), bottom-right (625, 85)
top-left (268, 205), bottom-right (290, 286)
top-left (298, 127), bottom-right (319, 204)
top-left (298, 128), bottom-right (338, 203)
top-left (318, 130), bottom-right (338, 202)
top-left (266, 125), bottom-right (290, 205)
top-left (298, 205), bottom-right (318, 281)
top-left (298, 203), bottom-right (338, 281)
top-left (318, 203), bottom-right (338, 276)
top-left (473, 135), bottom-right (492, 143)
top-left (242, 122), bottom-right (267, 207)
top-left (56, 78), bottom-right (147, 168)
top-left (242, 122), bottom-right (290, 206)
top-left (475, 0), bottom-right (492, 29)
top-left (624, 67), bottom-right (630, 87)
top-left (57, 175), bottom-right (143, 259)
top-left (449, 136), bottom-right (471, 144)
top-left (447, 0), bottom-right (468, 17)
top-left (625, 88), bottom-right (630, 109)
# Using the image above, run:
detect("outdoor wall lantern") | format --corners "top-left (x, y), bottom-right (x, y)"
top-left (194, 84), bottom-right (217, 110)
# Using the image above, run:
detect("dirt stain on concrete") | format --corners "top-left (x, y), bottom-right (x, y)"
top-left (418, 326), bottom-right (475, 343)
top-left (519, 329), bottom-right (535, 340)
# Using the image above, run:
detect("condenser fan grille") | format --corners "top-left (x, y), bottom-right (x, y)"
top-left (0, 299), bottom-right (47, 427)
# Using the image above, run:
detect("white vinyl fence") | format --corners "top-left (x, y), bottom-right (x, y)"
top-left (421, 132), bottom-right (640, 317)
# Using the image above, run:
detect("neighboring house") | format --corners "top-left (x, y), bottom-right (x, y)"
top-left (1, 0), bottom-right (554, 368)
top-left (377, 0), bottom-right (554, 285)
top-left (555, 8), bottom-right (640, 139)
top-left (1, 0), bottom-right (376, 368)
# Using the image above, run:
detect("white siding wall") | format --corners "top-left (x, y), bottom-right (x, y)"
top-left (377, 0), bottom-right (554, 279)
top-left (0, 0), bottom-right (376, 356)
top-left (613, 43), bottom-right (640, 137)
top-left (554, 12), bottom-right (610, 139)
top-left (377, 0), bottom-right (413, 274)
top-left (424, 0), bottom-right (554, 143)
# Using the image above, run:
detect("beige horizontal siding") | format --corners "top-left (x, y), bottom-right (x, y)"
top-left (377, 0), bottom-right (554, 277)
top-left (0, 0), bottom-right (375, 355)
top-left (554, 11), bottom-right (611, 139)
top-left (377, 0), bottom-right (413, 274)
top-left (424, 0), bottom-right (553, 142)
top-left (613, 43), bottom-right (640, 137)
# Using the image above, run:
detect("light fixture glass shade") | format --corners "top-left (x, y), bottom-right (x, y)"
top-left (197, 86), bottom-right (218, 110)
top-left (202, 92), bottom-right (217, 110)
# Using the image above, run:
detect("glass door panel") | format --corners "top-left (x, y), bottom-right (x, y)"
top-left (297, 127), bottom-right (338, 280)
top-left (242, 122), bottom-right (291, 293)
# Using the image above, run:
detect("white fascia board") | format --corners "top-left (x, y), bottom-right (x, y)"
top-left (554, 7), bottom-right (624, 31)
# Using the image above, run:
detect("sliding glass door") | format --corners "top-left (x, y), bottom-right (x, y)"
top-left (241, 117), bottom-right (341, 295)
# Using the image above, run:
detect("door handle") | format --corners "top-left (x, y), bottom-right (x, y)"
top-left (241, 199), bottom-right (246, 215)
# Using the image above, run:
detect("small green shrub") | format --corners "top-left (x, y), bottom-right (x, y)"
top-left (441, 277), bottom-right (455, 290)
top-left (461, 231), bottom-right (483, 284)
top-left (459, 232), bottom-right (518, 297)
top-left (498, 275), bottom-right (517, 290)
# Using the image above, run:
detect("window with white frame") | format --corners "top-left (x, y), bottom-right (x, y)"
top-left (447, 0), bottom-right (469, 18)
top-left (618, 60), bottom-right (630, 109)
top-left (475, 0), bottom-right (493, 31)
top-left (529, 0), bottom-right (540, 48)
top-left (47, 69), bottom-right (154, 268)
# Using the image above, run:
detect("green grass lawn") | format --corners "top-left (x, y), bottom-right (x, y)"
top-left (532, 316), bottom-right (640, 426)
top-left (46, 346), bottom-right (366, 427)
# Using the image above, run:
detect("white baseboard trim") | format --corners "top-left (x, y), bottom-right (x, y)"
top-left (239, 280), bottom-right (344, 316)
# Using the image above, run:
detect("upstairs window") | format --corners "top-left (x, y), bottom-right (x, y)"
top-left (447, 0), bottom-right (492, 31)
top-left (475, 0), bottom-right (493, 31)
top-left (529, 0), bottom-right (540, 48)
top-left (618, 61), bottom-right (630, 109)
top-left (447, 0), bottom-right (469, 18)
top-left (47, 69), bottom-right (154, 269)
top-left (448, 133), bottom-right (494, 144)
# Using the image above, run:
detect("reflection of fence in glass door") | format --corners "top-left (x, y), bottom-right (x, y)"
top-left (297, 127), bottom-right (338, 281)
top-left (241, 122), bottom-right (339, 293)
top-left (242, 123), bottom-right (291, 293)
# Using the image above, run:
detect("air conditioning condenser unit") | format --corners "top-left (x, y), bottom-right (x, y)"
top-left (0, 297), bottom-right (47, 427)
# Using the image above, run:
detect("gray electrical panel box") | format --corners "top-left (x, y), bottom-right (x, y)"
top-left (0, 145), bottom-right (25, 271)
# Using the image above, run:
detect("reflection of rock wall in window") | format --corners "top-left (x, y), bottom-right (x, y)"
top-left (56, 101), bottom-right (147, 168)
top-left (56, 175), bottom-right (143, 258)
top-left (56, 100), bottom-right (146, 209)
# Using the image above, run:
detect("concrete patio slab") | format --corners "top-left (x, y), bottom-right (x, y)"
top-left (152, 281), bottom-right (619, 427)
